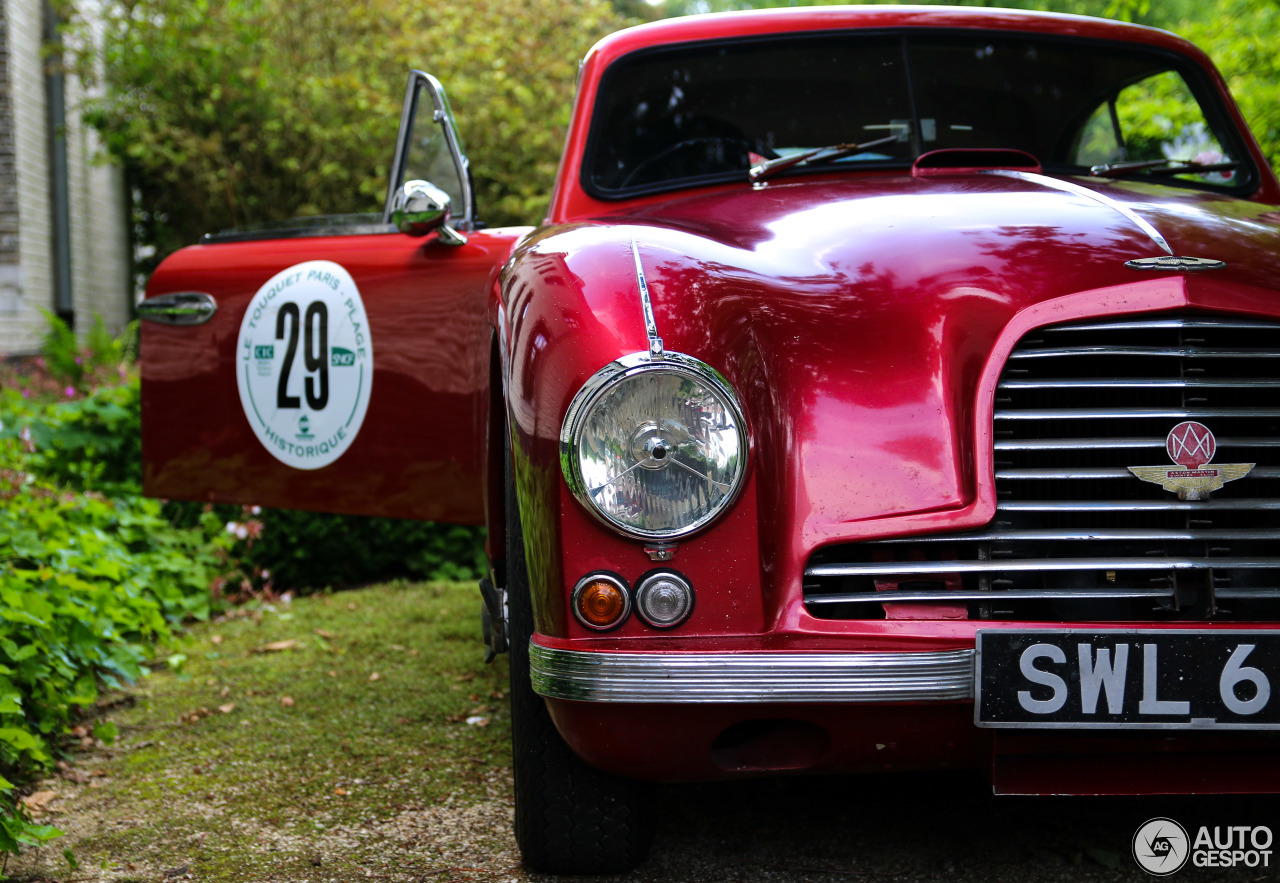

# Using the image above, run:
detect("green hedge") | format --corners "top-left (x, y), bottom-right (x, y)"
top-left (164, 501), bottom-right (485, 598)
top-left (231, 509), bottom-right (484, 589)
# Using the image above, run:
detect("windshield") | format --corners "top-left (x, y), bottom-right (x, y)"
top-left (583, 31), bottom-right (1250, 196)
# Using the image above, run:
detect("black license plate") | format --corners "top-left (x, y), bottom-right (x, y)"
top-left (975, 630), bottom-right (1280, 730)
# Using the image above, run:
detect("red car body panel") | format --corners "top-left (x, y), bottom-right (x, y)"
top-left (508, 175), bottom-right (1280, 642)
top-left (141, 6), bottom-right (1280, 797)
top-left (544, 695), bottom-right (1280, 793)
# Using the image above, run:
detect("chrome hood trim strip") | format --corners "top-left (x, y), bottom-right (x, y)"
top-left (528, 642), bottom-right (974, 703)
top-left (630, 238), bottom-right (664, 359)
top-left (982, 169), bottom-right (1173, 256)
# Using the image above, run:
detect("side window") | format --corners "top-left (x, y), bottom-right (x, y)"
top-left (383, 71), bottom-right (473, 234)
top-left (1073, 71), bottom-right (1236, 184)
top-left (1116, 71), bottom-right (1227, 166)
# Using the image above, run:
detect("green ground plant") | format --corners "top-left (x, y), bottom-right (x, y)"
top-left (3, 383), bottom-right (142, 497)
top-left (37, 312), bottom-right (136, 395)
top-left (0, 431), bottom-right (216, 862)
top-left (1, 323), bottom-right (214, 862)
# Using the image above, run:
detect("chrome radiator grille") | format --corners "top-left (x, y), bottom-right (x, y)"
top-left (804, 315), bottom-right (1280, 621)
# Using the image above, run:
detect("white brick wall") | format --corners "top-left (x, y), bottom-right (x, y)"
top-left (0, 0), bottom-right (129, 357)
top-left (1, 0), bottom-right (51, 355)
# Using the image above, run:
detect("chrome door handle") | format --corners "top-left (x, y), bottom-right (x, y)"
top-left (137, 291), bottom-right (218, 326)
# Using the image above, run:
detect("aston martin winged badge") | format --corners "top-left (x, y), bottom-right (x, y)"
top-left (1128, 421), bottom-right (1254, 501)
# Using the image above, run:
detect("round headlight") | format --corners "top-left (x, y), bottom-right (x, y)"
top-left (560, 352), bottom-right (748, 540)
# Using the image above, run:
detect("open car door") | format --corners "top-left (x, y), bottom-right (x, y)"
top-left (139, 73), bottom-right (523, 523)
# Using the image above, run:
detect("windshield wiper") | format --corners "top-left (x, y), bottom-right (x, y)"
top-left (1089, 158), bottom-right (1241, 178)
top-left (749, 134), bottom-right (902, 183)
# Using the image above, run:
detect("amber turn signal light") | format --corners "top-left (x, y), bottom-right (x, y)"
top-left (572, 573), bottom-right (631, 631)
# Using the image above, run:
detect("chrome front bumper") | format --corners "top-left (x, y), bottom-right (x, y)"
top-left (529, 642), bottom-right (975, 703)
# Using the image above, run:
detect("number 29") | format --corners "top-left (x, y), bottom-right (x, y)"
top-left (276, 301), bottom-right (329, 410)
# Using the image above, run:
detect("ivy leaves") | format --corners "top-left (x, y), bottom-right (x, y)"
top-left (0, 388), bottom-right (217, 861)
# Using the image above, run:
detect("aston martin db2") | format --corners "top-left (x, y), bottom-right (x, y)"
top-left (138, 6), bottom-right (1280, 872)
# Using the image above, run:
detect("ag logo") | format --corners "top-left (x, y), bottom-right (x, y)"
top-left (236, 260), bottom-right (373, 470)
top-left (1133, 818), bottom-right (1190, 875)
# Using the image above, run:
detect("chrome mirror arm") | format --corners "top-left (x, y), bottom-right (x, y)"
top-left (436, 224), bottom-right (467, 246)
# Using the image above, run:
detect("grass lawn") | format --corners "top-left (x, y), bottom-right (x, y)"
top-left (6, 581), bottom-right (520, 883)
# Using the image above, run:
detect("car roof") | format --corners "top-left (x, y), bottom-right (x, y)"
top-left (583, 5), bottom-right (1204, 69)
top-left (546, 5), bottom-right (1278, 221)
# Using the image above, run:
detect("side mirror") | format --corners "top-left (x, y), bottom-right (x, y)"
top-left (390, 180), bottom-right (467, 245)
top-left (383, 71), bottom-right (474, 242)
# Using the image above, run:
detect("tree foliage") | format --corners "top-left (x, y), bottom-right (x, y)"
top-left (1176, 0), bottom-right (1280, 172)
top-left (78, 0), bottom-right (631, 263)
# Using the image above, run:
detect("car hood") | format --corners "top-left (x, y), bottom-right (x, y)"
top-left (611, 170), bottom-right (1280, 305)
top-left (516, 172), bottom-right (1280, 588)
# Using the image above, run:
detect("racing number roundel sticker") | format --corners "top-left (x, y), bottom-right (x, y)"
top-left (236, 261), bottom-right (373, 470)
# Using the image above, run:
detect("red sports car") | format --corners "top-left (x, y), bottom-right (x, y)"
top-left (138, 7), bottom-right (1280, 873)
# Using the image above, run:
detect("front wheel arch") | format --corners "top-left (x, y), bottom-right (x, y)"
top-left (504, 424), bottom-right (654, 873)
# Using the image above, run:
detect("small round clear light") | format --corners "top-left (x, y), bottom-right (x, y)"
top-left (634, 571), bottom-right (694, 629)
top-left (572, 573), bottom-right (631, 631)
top-left (561, 353), bottom-right (748, 540)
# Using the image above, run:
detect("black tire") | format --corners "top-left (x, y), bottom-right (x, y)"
top-left (506, 437), bottom-right (654, 874)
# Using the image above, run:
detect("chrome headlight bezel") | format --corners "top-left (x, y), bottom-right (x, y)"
top-left (559, 351), bottom-right (749, 541)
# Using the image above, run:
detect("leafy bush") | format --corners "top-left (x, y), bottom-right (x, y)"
top-left (2, 384), bottom-right (142, 496)
top-left (0, 430), bottom-right (217, 855)
top-left (236, 509), bottom-right (483, 590)
top-left (166, 502), bottom-right (483, 598)
top-left (36, 311), bottom-right (81, 389)
top-left (35, 312), bottom-right (137, 395)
